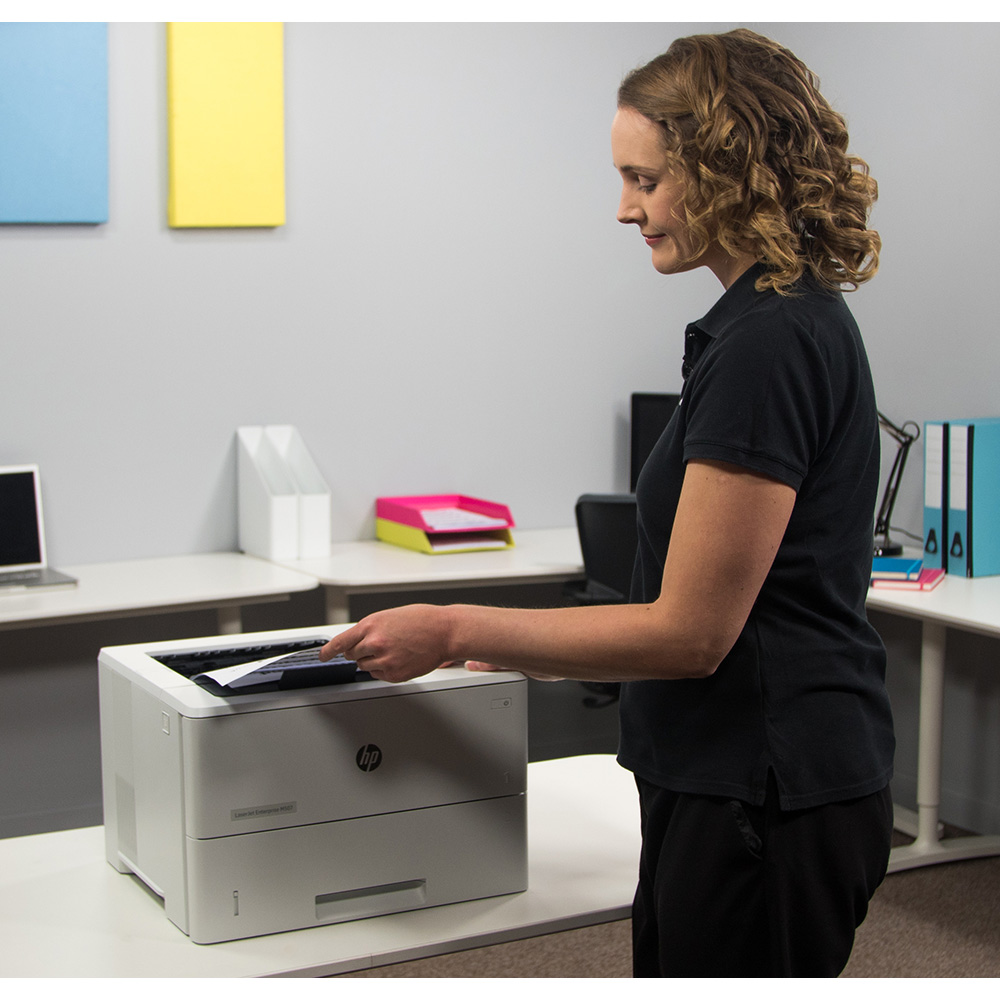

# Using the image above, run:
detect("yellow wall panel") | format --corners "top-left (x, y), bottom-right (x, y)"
top-left (167, 22), bottom-right (285, 227)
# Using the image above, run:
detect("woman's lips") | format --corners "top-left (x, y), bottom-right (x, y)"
top-left (644, 234), bottom-right (665, 247)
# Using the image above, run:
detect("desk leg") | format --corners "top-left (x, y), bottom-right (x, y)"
top-left (216, 605), bottom-right (242, 635)
top-left (324, 587), bottom-right (350, 625)
top-left (888, 619), bottom-right (1000, 871)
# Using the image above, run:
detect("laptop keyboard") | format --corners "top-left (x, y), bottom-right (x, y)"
top-left (0, 569), bottom-right (42, 585)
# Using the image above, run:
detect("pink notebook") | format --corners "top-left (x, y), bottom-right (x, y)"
top-left (871, 567), bottom-right (945, 591)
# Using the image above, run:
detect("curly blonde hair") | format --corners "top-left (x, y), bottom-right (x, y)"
top-left (618, 29), bottom-right (880, 294)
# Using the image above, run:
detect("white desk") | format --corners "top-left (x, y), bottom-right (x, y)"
top-left (867, 576), bottom-right (1000, 872)
top-left (276, 527), bottom-right (585, 623)
top-left (0, 553), bottom-right (318, 635)
top-left (0, 755), bottom-right (638, 978)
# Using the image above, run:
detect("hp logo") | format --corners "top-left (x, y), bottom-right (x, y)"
top-left (356, 744), bottom-right (383, 772)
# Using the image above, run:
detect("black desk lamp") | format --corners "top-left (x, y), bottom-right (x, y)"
top-left (874, 411), bottom-right (920, 557)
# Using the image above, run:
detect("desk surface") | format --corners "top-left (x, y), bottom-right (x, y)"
top-left (866, 573), bottom-right (1000, 638)
top-left (0, 755), bottom-right (638, 978)
top-left (275, 527), bottom-right (584, 592)
top-left (0, 552), bottom-right (317, 631)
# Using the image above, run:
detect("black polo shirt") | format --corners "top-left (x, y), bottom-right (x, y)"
top-left (618, 263), bottom-right (895, 810)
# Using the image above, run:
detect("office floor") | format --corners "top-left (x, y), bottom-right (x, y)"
top-left (843, 843), bottom-right (1000, 977)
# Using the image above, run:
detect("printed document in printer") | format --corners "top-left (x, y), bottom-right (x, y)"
top-left (194, 646), bottom-right (356, 690)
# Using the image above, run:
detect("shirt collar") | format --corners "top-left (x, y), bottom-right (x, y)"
top-left (680, 263), bottom-right (768, 382)
top-left (694, 262), bottom-right (769, 338)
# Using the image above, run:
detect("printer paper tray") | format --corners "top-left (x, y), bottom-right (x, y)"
top-left (176, 793), bottom-right (527, 944)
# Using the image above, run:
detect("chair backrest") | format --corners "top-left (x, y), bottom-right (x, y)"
top-left (574, 493), bottom-right (639, 602)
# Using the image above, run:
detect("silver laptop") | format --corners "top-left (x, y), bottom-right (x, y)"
top-left (0, 464), bottom-right (77, 592)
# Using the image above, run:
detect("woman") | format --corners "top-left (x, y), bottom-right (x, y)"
top-left (320, 29), bottom-right (895, 976)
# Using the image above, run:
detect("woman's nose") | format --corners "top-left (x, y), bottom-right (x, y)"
top-left (617, 189), bottom-right (642, 225)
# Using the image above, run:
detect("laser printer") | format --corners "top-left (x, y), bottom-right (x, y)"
top-left (98, 624), bottom-right (528, 944)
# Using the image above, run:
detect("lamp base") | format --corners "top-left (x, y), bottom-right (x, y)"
top-left (874, 539), bottom-right (904, 557)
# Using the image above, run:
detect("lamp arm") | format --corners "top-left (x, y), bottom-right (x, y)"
top-left (873, 441), bottom-right (912, 538)
top-left (874, 411), bottom-right (920, 556)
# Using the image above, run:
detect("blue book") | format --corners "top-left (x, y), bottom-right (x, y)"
top-left (871, 556), bottom-right (922, 581)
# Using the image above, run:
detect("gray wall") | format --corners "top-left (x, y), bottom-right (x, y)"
top-left (3, 22), bottom-right (1000, 836)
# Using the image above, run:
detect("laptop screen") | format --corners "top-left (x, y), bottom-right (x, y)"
top-left (0, 466), bottom-right (46, 570)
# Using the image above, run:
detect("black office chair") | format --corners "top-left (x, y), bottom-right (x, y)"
top-left (564, 493), bottom-right (638, 708)
top-left (566, 493), bottom-right (639, 605)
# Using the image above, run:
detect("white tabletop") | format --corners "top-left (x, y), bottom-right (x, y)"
top-left (0, 552), bottom-right (317, 631)
top-left (276, 527), bottom-right (585, 593)
top-left (0, 754), bottom-right (639, 978)
top-left (866, 573), bottom-right (1000, 638)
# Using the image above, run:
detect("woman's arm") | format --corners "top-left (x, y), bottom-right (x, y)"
top-left (319, 459), bottom-right (795, 683)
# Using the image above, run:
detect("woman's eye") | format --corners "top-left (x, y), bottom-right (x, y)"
top-left (637, 178), bottom-right (656, 193)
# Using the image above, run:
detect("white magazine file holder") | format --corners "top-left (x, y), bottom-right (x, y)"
top-left (237, 425), bottom-right (331, 560)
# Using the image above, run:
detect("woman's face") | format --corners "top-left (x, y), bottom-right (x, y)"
top-left (612, 107), bottom-right (697, 277)
top-left (612, 107), bottom-right (746, 287)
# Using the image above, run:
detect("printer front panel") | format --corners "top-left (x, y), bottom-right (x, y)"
top-left (182, 673), bottom-right (527, 839)
top-left (184, 792), bottom-right (527, 943)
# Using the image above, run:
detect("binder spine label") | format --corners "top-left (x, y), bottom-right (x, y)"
top-left (967, 423), bottom-right (975, 577)
top-left (923, 422), bottom-right (947, 567)
top-left (948, 424), bottom-right (969, 576)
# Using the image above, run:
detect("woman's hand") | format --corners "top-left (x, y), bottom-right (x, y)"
top-left (318, 608), bottom-right (567, 685)
top-left (319, 604), bottom-right (456, 683)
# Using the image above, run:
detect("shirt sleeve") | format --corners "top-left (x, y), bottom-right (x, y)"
top-left (681, 313), bottom-right (836, 492)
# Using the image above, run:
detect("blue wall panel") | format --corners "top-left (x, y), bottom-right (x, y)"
top-left (0, 22), bottom-right (108, 224)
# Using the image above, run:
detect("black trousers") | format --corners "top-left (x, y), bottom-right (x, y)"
top-left (631, 773), bottom-right (894, 977)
